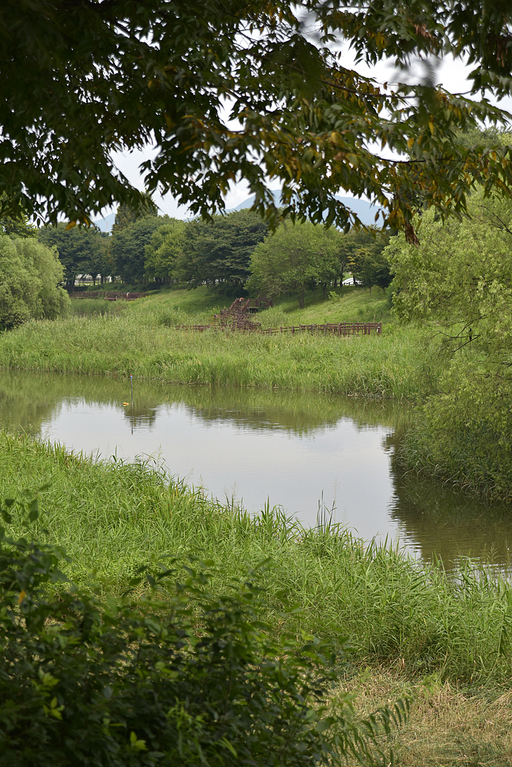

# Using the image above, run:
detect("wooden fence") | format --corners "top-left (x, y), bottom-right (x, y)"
top-left (175, 322), bottom-right (382, 336)
top-left (69, 291), bottom-right (149, 301)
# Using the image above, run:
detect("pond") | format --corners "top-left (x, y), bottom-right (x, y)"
top-left (1, 370), bottom-right (512, 572)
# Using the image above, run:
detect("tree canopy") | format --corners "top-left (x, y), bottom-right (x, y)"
top-left (249, 221), bottom-right (342, 307)
top-left (0, 234), bottom-right (69, 329)
top-left (37, 224), bottom-right (110, 287)
top-left (341, 228), bottom-right (392, 292)
top-left (2, 1), bottom-right (512, 236)
top-left (110, 215), bottom-right (163, 285)
top-left (387, 191), bottom-right (512, 338)
top-left (176, 210), bottom-right (269, 290)
top-left (144, 218), bottom-right (186, 285)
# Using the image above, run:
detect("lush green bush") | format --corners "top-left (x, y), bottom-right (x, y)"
top-left (0, 234), bottom-right (69, 330)
top-left (397, 359), bottom-right (512, 500)
top-left (0, 493), bottom-right (406, 767)
top-left (386, 193), bottom-right (512, 496)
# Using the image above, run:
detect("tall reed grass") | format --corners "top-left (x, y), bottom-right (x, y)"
top-left (0, 311), bottom-right (430, 399)
top-left (2, 432), bottom-right (512, 685)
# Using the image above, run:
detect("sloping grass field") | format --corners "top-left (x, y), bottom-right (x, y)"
top-left (0, 286), bottom-right (431, 400)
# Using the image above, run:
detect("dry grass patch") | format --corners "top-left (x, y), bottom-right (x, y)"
top-left (337, 667), bottom-right (512, 766)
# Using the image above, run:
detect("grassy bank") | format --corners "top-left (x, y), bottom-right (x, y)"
top-left (0, 288), bottom-right (432, 400)
top-left (2, 284), bottom-right (512, 763)
top-left (69, 284), bottom-right (393, 325)
top-left (3, 433), bottom-right (512, 763)
top-left (2, 432), bottom-right (512, 687)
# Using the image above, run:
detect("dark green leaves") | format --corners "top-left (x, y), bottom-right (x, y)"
top-left (177, 209), bottom-right (269, 290)
top-left (0, 503), bottom-right (408, 766)
top-left (3, 1), bottom-right (512, 237)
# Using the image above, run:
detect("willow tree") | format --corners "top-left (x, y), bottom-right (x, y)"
top-left (2, 1), bottom-right (512, 236)
top-left (386, 190), bottom-right (512, 498)
top-left (0, 235), bottom-right (70, 329)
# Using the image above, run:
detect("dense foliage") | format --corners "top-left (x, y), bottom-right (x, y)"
top-left (386, 191), bottom-right (512, 497)
top-left (0, 234), bottom-right (69, 330)
top-left (38, 224), bottom-right (110, 288)
top-left (249, 221), bottom-right (343, 306)
top-left (340, 229), bottom-right (392, 292)
top-left (176, 210), bottom-right (268, 291)
top-left (110, 216), bottom-right (163, 285)
top-left (144, 219), bottom-right (186, 285)
top-left (0, 493), bottom-right (406, 767)
top-left (2, 1), bottom-right (512, 235)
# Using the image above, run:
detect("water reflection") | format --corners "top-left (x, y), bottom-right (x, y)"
top-left (388, 458), bottom-right (512, 570)
top-left (1, 371), bottom-right (512, 571)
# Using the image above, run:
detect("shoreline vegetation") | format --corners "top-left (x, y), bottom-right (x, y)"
top-left (0, 286), bottom-right (426, 399)
top-left (1, 430), bottom-right (511, 684)
top-left (2, 431), bottom-right (512, 765)
top-left (2, 286), bottom-right (512, 764)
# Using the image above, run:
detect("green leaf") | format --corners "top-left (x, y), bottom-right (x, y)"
top-left (28, 498), bottom-right (39, 522)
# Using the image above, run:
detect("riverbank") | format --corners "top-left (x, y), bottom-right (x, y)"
top-left (2, 432), bottom-right (512, 764)
top-left (0, 288), bottom-right (432, 400)
top-left (1, 432), bottom-right (510, 683)
top-left (3, 281), bottom-right (512, 496)
top-left (3, 282), bottom-right (512, 500)
top-left (342, 669), bottom-right (512, 766)
top-left (2, 288), bottom-right (511, 762)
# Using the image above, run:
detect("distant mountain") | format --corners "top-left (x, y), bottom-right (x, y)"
top-left (232, 190), bottom-right (383, 227)
top-left (92, 212), bottom-right (116, 232)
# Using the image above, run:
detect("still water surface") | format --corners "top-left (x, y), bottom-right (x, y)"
top-left (2, 371), bottom-right (512, 571)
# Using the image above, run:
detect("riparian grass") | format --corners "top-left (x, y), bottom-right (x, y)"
top-left (0, 309), bottom-right (430, 400)
top-left (2, 431), bottom-right (512, 687)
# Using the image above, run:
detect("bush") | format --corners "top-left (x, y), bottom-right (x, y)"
top-left (398, 360), bottom-right (512, 500)
top-left (0, 234), bottom-right (69, 330)
top-left (0, 493), bottom-right (407, 767)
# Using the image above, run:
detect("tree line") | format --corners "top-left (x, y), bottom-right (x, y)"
top-left (0, 201), bottom-right (392, 330)
top-left (36, 206), bottom-right (392, 299)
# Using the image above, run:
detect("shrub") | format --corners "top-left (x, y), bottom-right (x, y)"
top-left (0, 234), bottom-right (69, 330)
top-left (0, 493), bottom-right (407, 767)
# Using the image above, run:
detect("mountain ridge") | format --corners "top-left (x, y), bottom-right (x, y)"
top-left (231, 190), bottom-right (383, 227)
top-left (94, 192), bottom-right (383, 231)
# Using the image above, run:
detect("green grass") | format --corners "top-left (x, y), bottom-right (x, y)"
top-left (0, 287), bottom-right (431, 399)
top-left (258, 285), bottom-right (393, 327)
top-left (69, 284), bottom-right (393, 325)
top-left (2, 432), bottom-right (512, 687)
top-left (69, 297), bottom-right (129, 317)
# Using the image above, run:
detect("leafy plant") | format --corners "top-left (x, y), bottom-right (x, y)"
top-left (0, 492), bottom-right (407, 766)
top-left (387, 189), bottom-right (512, 497)
top-left (0, 234), bottom-right (70, 330)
